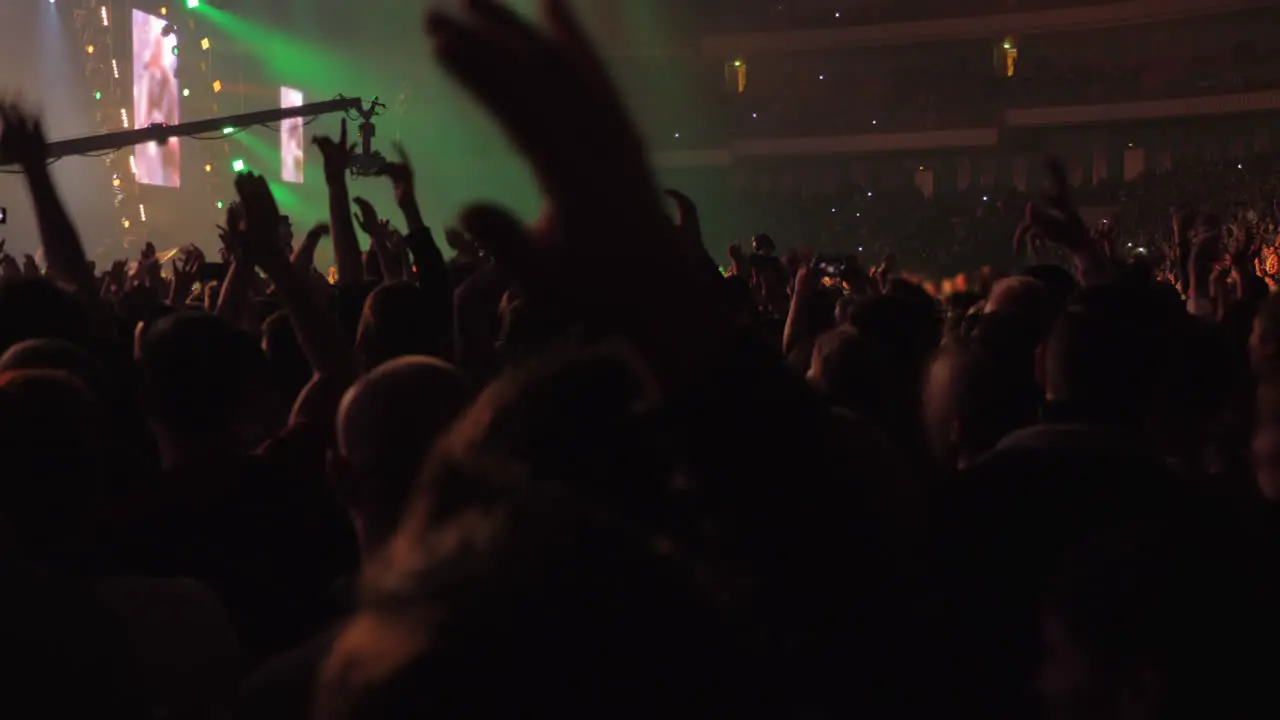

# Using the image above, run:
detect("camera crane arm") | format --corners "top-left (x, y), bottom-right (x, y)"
top-left (0, 96), bottom-right (369, 165)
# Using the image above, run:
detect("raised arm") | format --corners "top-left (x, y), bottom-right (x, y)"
top-left (783, 256), bottom-right (820, 359)
top-left (291, 222), bottom-right (330, 275)
top-left (352, 197), bottom-right (406, 283)
top-left (236, 173), bottom-right (352, 425)
top-left (214, 202), bottom-right (255, 329)
top-left (0, 105), bottom-right (95, 296)
top-left (376, 144), bottom-right (449, 291)
top-left (313, 120), bottom-right (363, 286)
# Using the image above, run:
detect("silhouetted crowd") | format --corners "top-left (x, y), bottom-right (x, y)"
top-left (2, 3), bottom-right (1280, 720)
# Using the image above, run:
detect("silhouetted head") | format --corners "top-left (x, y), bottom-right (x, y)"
top-left (1021, 264), bottom-right (1078, 316)
top-left (1250, 290), bottom-right (1280, 379)
top-left (810, 325), bottom-right (904, 424)
top-left (334, 356), bottom-right (472, 553)
top-left (314, 344), bottom-right (749, 718)
top-left (0, 278), bottom-right (93, 357)
top-left (850, 291), bottom-right (940, 366)
top-left (1042, 513), bottom-right (1280, 720)
top-left (356, 282), bottom-right (447, 372)
top-left (1043, 284), bottom-right (1178, 426)
top-left (317, 486), bottom-right (752, 720)
top-left (261, 310), bottom-right (311, 409)
top-left (985, 276), bottom-right (1049, 317)
top-left (923, 342), bottom-right (1037, 469)
top-left (0, 339), bottom-right (109, 402)
top-left (139, 312), bottom-right (273, 460)
top-left (0, 370), bottom-right (108, 563)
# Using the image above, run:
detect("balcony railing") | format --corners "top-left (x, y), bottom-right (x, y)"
top-left (700, 0), bottom-right (1280, 55)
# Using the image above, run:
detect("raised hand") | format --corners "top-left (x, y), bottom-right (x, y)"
top-left (306, 222), bottom-right (331, 243)
top-left (216, 200), bottom-right (247, 262)
top-left (293, 222), bottom-right (331, 272)
top-left (425, 0), bottom-right (729, 372)
top-left (1024, 157), bottom-right (1090, 254)
top-left (0, 253), bottom-right (19, 282)
top-left (169, 245), bottom-right (204, 304)
top-left (352, 197), bottom-right (389, 238)
top-left (0, 103), bottom-right (48, 170)
top-left (234, 173), bottom-right (291, 278)
top-left (313, 118), bottom-right (355, 181)
top-left (107, 259), bottom-right (127, 288)
top-left (21, 254), bottom-right (39, 278)
top-left (172, 246), bottom-right (203, 284)
top-left (664, 189), bottom-right (714, 269)
top-left (375, 142), bottom-right (416, 207)
top-left (1229, 221), bottom-right (1261, 271)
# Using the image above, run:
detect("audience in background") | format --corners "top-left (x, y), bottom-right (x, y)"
top-left (0, 3), bottom-right (1279, 719)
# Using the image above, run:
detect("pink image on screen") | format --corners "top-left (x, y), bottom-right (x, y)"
top-left (282, 87), bottom-right (304, 184)
top-left (132, 9), bottom-right (181, 188)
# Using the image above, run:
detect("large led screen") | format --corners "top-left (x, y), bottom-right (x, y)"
top-left (281, 87), bottom-right (304, 183)
top-left (132, 9), bottom-right (180, 187)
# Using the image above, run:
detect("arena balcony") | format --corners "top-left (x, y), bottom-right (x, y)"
top-left (698, 0), bottom-right (1279, 53)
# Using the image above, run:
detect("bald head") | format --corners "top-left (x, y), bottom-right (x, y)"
top-left (985, 276), bottom-right (1048, 316)
top-left (338, 356), bottom-right (472, 469)
top-left (0, 338), bottom-right (105, 387)
top-left (336, 357), bottom-right (472, 547)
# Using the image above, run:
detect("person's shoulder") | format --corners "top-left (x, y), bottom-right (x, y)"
top-left (233, 629), bottom-right (339, 720)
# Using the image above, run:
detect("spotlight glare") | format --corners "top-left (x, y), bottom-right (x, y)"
top-left (86, 44), bottom-right (95, 54)
top-left (101, 7), bottom-right (109, 26)
top-left (201, 37), bottom-right (210, 50)
top-left (212, 80), bottom-right (222, 93)
top-left (182, 88), bottom-right (190, 97)
top-left (231, 159), bottom-right (245, 172)
top-left (159, 7), bottom-right (167, 15)
top-left (188, 0), bottom-right (200, 7)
